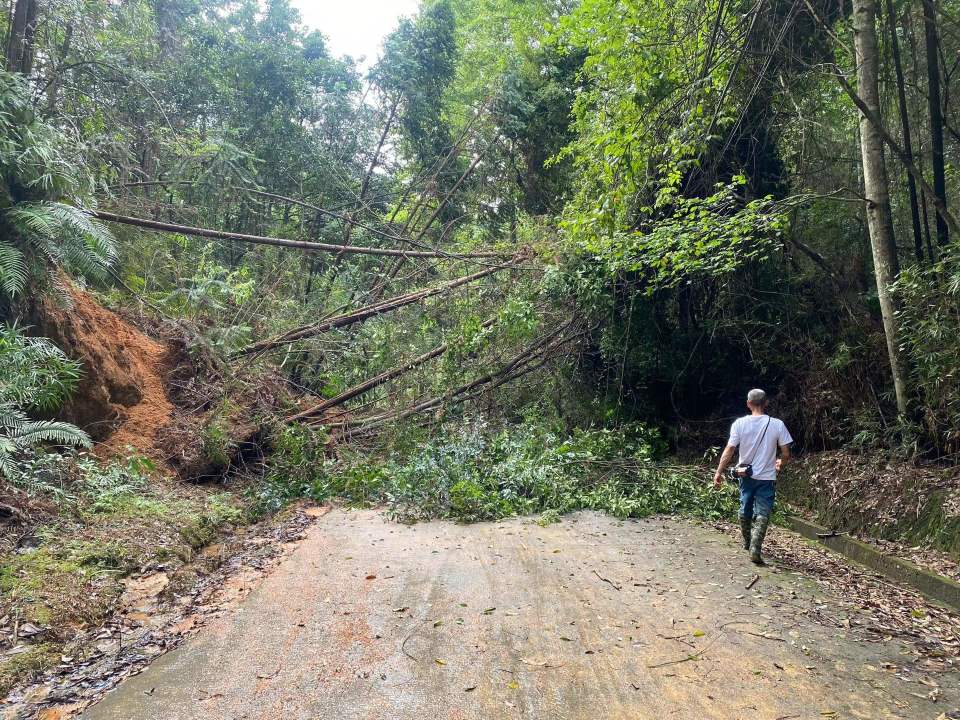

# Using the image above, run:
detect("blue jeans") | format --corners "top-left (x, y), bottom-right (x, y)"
top-left (739, 477), bottom-right (775, 519)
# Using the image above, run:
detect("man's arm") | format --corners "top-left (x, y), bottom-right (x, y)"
top-left (775, 444), bottom-right (791, 472)
top-left (713, 444), bottom-right (737, 488)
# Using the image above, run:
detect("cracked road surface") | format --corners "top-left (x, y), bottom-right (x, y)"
top-left (81, 510), bottom-right (956, 719)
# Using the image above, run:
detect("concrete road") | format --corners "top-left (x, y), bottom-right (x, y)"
top-left (82, 511), bottom-right (954, 719)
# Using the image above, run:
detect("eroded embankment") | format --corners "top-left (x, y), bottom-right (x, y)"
top-left (779, 451), bottom-right (960, 571)
top-left (29, 285), bottom-right (174, 453)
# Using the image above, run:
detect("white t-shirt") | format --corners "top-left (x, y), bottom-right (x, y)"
top-left (728, 415), bottom-right (793, 482)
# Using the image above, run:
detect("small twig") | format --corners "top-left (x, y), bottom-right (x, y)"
top-left (657, 633), bottom-right (697, 649)
top-left (400, 630), bottom-right (420, 662)
top-left (647, 651), bottom-right (704, 669)
top-left (593, 569), bottom-right (622, 591)
top-left (746, 575), bottom-right (761, 590)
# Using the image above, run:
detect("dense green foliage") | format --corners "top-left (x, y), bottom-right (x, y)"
top-left (0, 325), bottom-right (89, 476)
top-left (1, 0), bottom-right (959, 511)
top-left (3, 0), bottom-right (959, 699)
top-left (255, 419), bottom-right (739, 524)
top-left (0, 73), bottom-right (114, 300)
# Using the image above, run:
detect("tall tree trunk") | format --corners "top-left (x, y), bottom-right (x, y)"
top-left (885, 0), bottom-right (925, 261)
top-left (46, 21), bottom-right (74, 112)
top-left (922, 0), bottom-right (948, 245)
top-left (5, 0), bottom-right (37, 74)
top-left (852, 0), bottom-right (911, 415)
top-left (920, 188), bottom-right (934, 257)
top-left (904, 4), bottom-right (937, 256)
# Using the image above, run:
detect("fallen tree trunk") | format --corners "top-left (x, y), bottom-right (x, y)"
top-left (237, 263), bottom-right (512, 358)
top-left (285, 318), bottom-right (498, 423)
top-left (93, 211), bottom-right (510, 260)
top-left (329, 321), bottom-right (582, 433)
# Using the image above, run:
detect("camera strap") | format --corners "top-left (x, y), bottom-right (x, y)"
top-left (741, 416), bottom-right (772, 468)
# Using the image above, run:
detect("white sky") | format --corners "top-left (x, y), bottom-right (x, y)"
top-left (290, 0), bottom-right (422, 69)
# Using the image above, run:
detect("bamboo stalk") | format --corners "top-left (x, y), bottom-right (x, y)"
top-left (93, 211), bottom-right (510, 260)
top-left (237, 263), bottom-right (512, 358)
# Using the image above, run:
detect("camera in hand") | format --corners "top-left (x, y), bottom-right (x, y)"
top-left (728, 463), bottom-right (753, 481)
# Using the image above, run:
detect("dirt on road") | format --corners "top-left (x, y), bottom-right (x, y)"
top-left (79, 510), bottom-right (957, 720)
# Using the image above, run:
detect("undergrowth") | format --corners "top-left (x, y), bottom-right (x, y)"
top-left (256, 418), bottom-right (740, 524)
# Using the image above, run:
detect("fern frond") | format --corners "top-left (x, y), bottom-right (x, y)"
top-left (9, 419), bottom-right (92, 449)
top-left (0, 241), bottom-right (27, 297)
top-left (0, 329), bottom-right (80, 410)
top-left (6, 202), bottom-right (116, 280)
top-left (0, 449), bottom-right (13, 479)
top-left (0, 404), bottom-right (30, 431)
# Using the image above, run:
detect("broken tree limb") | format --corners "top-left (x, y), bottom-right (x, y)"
top-left (286, 318), bottom-right (498, 423)
top-left (92, 211), bottom-right (511, 260)
top-left (342, 97), bottom-right (399, 249)
top-left (344, 343), bottom-right (570, 436)
top-left (237, 263), bottom-right (514, 358)
top-left (333, 322), bottom-right (583, 434)
top-left (368, 138), bottom-right (497, 303)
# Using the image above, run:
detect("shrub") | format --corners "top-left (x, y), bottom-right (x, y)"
top-left (0, 324), bottom-right (90, 477)
top-left (252, 424), bottom-right (332, 514)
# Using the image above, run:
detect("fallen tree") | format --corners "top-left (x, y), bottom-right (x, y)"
top-left (324, 319), bottom-right (583, 434)
top-left (237, 262), bottom-right (514, 358)
top-left (285, 318), bottom-right (498, 423)
top-left (93, 211), bottom-right (510, 260)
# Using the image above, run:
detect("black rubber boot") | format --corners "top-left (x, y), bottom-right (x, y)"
top-left (739, 515), bottom-right (752, 550)
top-left (750, 514), bottom-right (770, 565)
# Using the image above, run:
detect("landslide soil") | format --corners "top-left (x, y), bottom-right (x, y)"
top-left (27, 284), bottom-right (173, 457)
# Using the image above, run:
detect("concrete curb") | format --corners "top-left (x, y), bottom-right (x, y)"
top-left (785, 516), bottom-right (960, 611)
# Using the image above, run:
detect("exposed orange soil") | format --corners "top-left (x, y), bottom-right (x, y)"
top-left (33, 284), bottom-right (174, 463)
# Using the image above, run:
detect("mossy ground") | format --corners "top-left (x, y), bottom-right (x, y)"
top-left (0, 454), bottom-right (249, 697)
top-left (0, 643), bottom-right (58, 698)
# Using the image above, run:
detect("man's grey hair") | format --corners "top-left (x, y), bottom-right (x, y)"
top-left (747, 388), bottom-right (768, 406)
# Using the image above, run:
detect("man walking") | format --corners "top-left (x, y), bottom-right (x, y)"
top-left (713, 389), bottom-right (793, 565)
